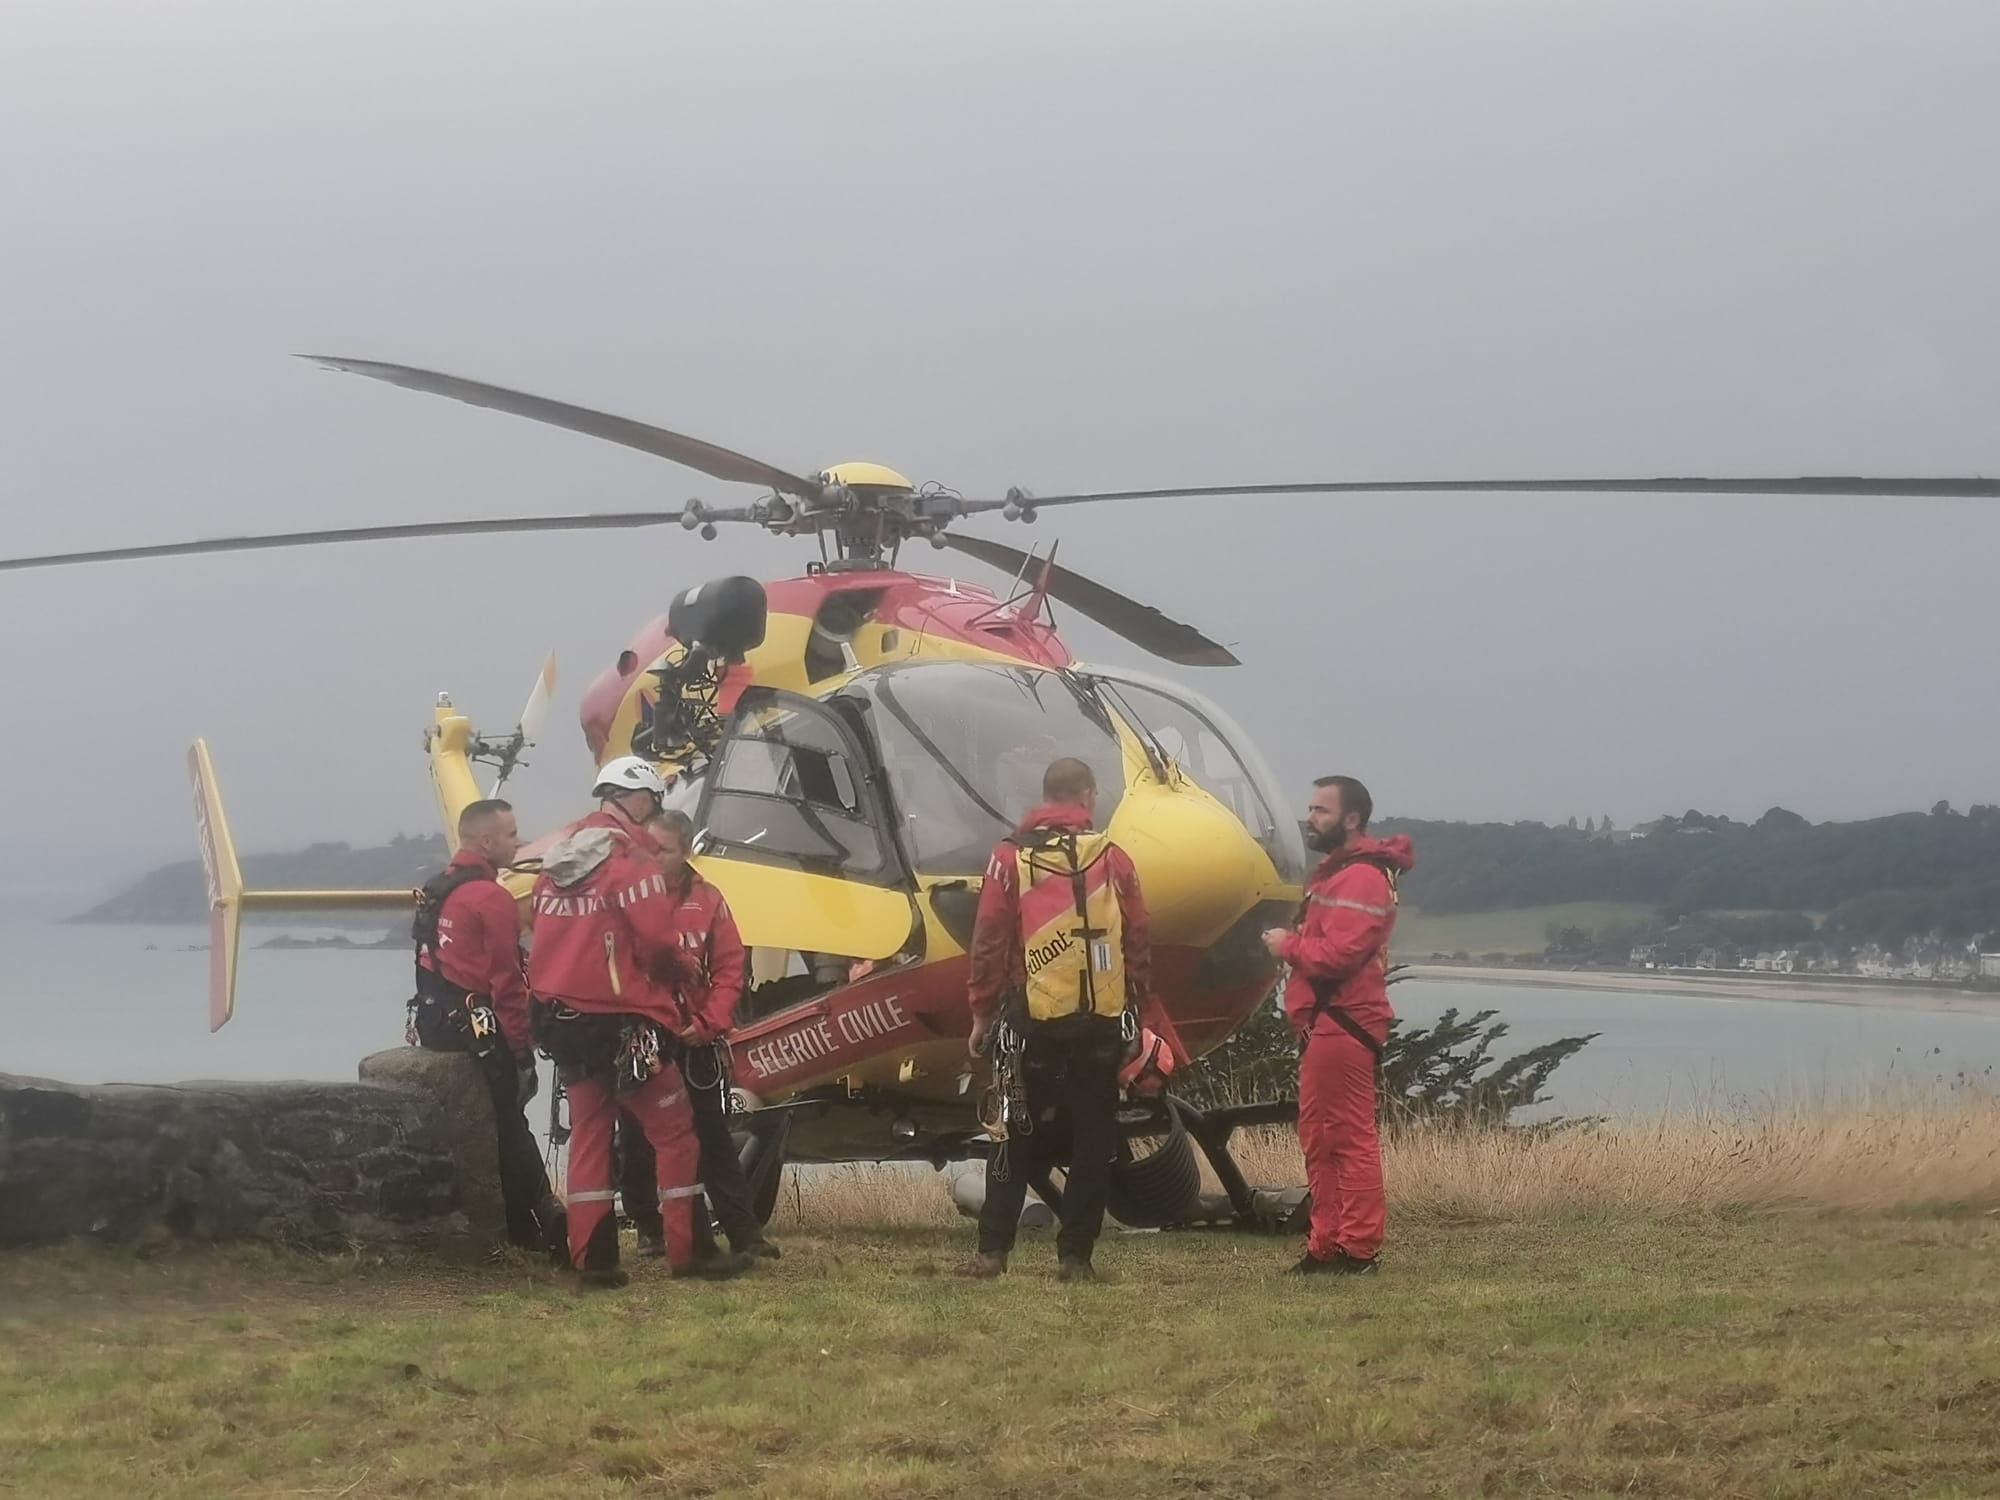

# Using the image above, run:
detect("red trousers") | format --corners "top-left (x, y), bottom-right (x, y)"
top-left (1297, 1027), bottom-right (1386, 1261)
top-left (564, 1064), bottom-right (701, 1272)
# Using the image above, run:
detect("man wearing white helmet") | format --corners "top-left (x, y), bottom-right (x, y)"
top-left (527, 756), bottom-right (751, 1286)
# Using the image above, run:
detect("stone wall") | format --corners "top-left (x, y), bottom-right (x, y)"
top-left (0, 1049), bottom-right (510, 1256)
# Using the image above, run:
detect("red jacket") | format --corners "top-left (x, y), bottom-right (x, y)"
top-left (641, 871), bottom-right (746, 1041)
top-left (419, 849), bottom-right (531, 1057)
top-left (967, 803), bottom-right (1187, 1062)
top-left (526, 811), bottom-right (692, 1031)
top-left (1279, 834), bottom-right (1416, 1043)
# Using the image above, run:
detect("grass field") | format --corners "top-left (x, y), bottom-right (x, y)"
top-left (1395, 901), bottom-right (1657, 959)
top-left (8, 1097), bottom-right (2000, 1499)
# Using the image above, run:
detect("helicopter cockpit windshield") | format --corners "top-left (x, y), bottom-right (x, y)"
top-left (835, 661), bottom-right (1128, 878)
top-left (1079, 664), bottom-right (1308, 886)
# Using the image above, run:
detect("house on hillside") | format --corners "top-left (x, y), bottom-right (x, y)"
top-left (1855, 947), bottom-right (1899, 980)
top-left (1934, 952), bottom-right (1976, 983)
top-left (1983, 953), bottom-right (2000, 980)
top-left (1629, 944), bottom-right (1664, 969)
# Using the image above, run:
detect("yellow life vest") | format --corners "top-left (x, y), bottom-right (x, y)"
top-left (1014, 827), bottom-right (1127, 1024)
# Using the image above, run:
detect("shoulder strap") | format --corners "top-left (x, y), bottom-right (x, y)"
top-left (1307, 994), bottom-right (1384, 1062)
top-left (413, 863), bottom-right (491, 962)
top-left (1014, 826), bottom-right (1112, 876)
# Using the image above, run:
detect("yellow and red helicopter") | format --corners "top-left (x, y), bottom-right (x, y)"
top-left (11, 355), bottom-right (1997, 1228)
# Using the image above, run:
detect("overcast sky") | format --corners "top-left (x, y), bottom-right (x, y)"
top-left (3, 0), bottom-right (1996, 904)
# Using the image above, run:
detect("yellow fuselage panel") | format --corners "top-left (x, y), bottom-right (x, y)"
top-left (691, 861), bottom-right (915, 960)
top-left (1105, 778), bottom-right (1285, 946)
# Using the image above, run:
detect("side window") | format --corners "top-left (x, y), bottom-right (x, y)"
top-left (699, 692), bottom-right (892, 882)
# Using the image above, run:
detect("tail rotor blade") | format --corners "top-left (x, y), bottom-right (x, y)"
top-left (489, 652), bottom-right (559, 798)
top-left (518, 651), bottom-right (558, 744)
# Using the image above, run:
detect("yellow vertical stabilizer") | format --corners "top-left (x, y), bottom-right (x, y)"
top-left (187, 739), bottom-right (419, 1031)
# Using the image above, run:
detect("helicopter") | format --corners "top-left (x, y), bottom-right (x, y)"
top-left (13, 354), bottom-right (1999, 1232)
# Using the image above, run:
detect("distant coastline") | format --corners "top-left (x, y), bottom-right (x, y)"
top-left (255, 932), bottom-right (404, 951)
top-left (1407, 962), bottom-right (2000, 1018)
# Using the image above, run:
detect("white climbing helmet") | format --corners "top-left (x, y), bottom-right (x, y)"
top-left (590, 755), bottom-right (669, 801)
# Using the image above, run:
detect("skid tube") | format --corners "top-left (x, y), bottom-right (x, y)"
top-left (957, 1094), bottom-right (1309, 1235)
top-left (1163, 1095), bottom-right (1309, 1233)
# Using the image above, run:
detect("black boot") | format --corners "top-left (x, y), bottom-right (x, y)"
top-left (1286, 1249), bottom-right (1378, 1277)
top-left (674, 1248), bottom-right (756, 1281)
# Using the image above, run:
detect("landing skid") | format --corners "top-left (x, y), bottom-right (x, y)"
top-left (1043, 1095), bottom-right (1309, 1235)
top-left (717, 1088), bottom-right (1308, 1235)
top-left (1169, 1096), bottom-right (1307, 1231)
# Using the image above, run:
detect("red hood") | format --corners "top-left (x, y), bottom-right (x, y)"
top-left (1014, 803), bottom-right (1095, 837)
top-left (1314, 832), bottom-right (1415, 878)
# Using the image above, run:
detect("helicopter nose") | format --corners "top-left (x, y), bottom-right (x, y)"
top-left (1108, 785), bottom-right (1269, 947)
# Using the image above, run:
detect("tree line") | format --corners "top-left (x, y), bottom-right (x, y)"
top-left (1377, 804), bottom-right (2000, 951)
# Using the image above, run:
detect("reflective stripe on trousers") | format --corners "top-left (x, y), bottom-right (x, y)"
top-left (563, 1063), bottom-right (701, 1272)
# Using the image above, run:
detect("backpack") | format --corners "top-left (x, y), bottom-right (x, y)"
top-left (408, 862), bottom-right (501, 1052)
top-left (1012, 826), bottom-right (1128, 1025)
top-left (413, 863), bottom-right (492, 967)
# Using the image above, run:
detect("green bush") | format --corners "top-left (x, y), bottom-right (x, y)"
top-left (1176, 969), bottom-right (1596, 1128)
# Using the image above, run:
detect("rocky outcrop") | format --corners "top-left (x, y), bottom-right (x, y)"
top-left (68, 834), bottom-right (444, 924)
top-left (0, 1049), bottom-right (510, 1255)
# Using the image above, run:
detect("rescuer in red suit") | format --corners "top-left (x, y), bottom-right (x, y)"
top-left (613, 809), bottom-right (776, 1267)
top-left (527, 757), bottom-right (746, 1287)
top-left (1262, 774), bottom-right (1415, 1276)
top-left (957, 756), bottom-right (1189, 1282)
top-left (410, 798), bottom-right (563, 1255)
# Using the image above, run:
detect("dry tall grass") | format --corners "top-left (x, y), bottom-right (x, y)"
top-left (768, 1162), bottom-right (962, 1232)
top-left (773, 1087), bottom-right (2000, 1231)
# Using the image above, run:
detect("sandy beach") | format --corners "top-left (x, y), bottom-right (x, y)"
top-left (1407, 964), bottom-right (2000, 1018)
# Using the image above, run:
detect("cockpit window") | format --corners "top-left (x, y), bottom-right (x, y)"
top-left (837, 662), bottom-right (1128, 876)
top-left (1085, 669), bottom-right (1308, 885)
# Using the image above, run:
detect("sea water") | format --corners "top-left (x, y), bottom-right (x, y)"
top-left (5, 922), bottom-right (1998, 1120)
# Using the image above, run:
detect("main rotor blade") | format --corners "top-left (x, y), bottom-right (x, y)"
top-left (0, 510), bottom-right (757, 573)
top-left (938, 532), bottom-right (1239, 667)
top-left (301, 356), bottom-right (826, 501)
top-left (957, 475), bottom-right (2000, 512)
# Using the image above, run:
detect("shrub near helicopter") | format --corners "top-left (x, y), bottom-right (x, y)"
top-left (11, 355), bottom-right (1997, 1231)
